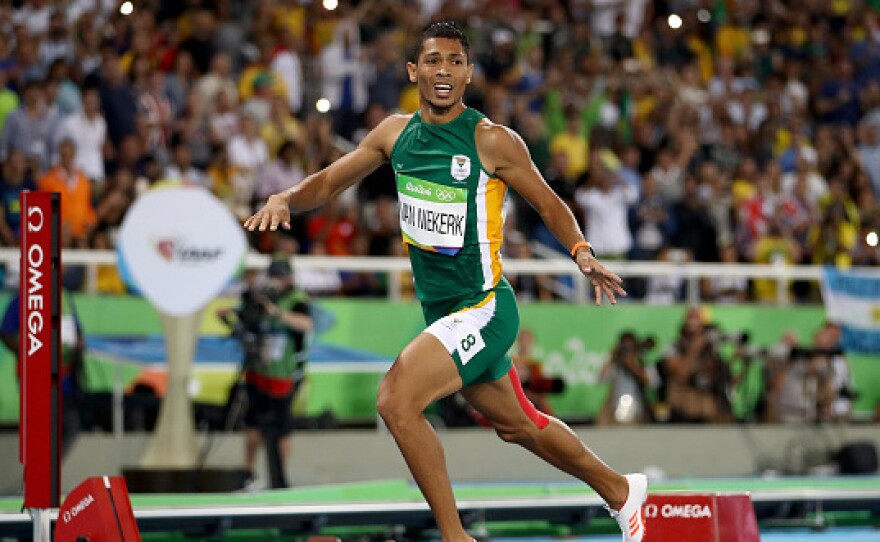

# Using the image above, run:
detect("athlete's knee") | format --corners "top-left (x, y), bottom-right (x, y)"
top-left (376, 370), bottom-right (417, 427)
top-left (375, 377), bottom-right (399, 423)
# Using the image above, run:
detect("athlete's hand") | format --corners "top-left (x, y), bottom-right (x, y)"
top-left (244, 194), bottom-right (291, 232)
top-left (576, 252), bottom-right (627, 305)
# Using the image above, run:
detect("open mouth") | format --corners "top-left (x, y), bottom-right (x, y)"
top-left (434, 83), bottom-right (453, 99)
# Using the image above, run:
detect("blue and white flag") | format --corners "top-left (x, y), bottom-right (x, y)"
top-left (821, 267), bottom-right (880, 354)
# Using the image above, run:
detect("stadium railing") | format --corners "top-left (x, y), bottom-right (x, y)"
top-left (0, 248), bottom-right (830, 305)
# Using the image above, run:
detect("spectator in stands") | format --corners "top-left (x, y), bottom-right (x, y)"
top-left (99, 50), bottom-right (138, 147)
top-left (629, 171), bottom-right (671, 262)
top-left (649, 137), bottom-right (697, 205)
top-left (208, 88), bottom-right (239, 145)
top-left (56, 86), bottom-right (106, 184)
top-left (39, 10), bottom-right (74, 72)
top-left (644, 246), bottom-right (688, 305)
top-left (45, 58), bottom-right (81, 118)
top-left (163, 50), bottom-right (197, 117)
top-left (0, 149), bottom-right (36, 246)
top-left (0, 69), bottom-right (19, 135)
top-left (257, 140), bottom-right (305, 207)
top-left (241, 71), bottom-right (275, 126)
top-left (93, 168), bottom-right (136, 239)
top-left (271, 27), bottom-right (304, 115)
top-left (178, 9), bottom-right (217, 75)
top-left (505, 231), bottom-right (555, 302)
top-left (206, 144), bottom-right (236, 208)
top-left (137, 67), bottom-right (173, 161)
top-left (808, 177), bottom-right (860, 268)
top-left (172, 88), bottom-right (212, 168)
top-left (301, 111), bottom-right (342, 172)
top-left (37, 138), bottom-right (96, 247)
top-left (366, 31), bottom-right (407, 112)
top-left (703, 243), bottom-right (748, 304)
top-left (0, 79), bottom-right (57, 170)
top-left (260, 95), bottom-right (301, 157)
top-left (816, 59), bottom-right (860, 127)
top-left (575, 148), bottom-right (637, 259)
top-left (164, 137), bottom-right (207, 187)
top-left (196, 52), bottom-right (238, 116)
top-left (320, 18), bottom-right (367, 140)
top-left (13, 0), bottom-right (53, 37)
top-left (238, 38), bottom-right (286, 106)
top-left (105, 133), bottom-right (145, 179)
top-left (669, 174), bottom-right (719, 263)
top-left (227, 112), bottom-right (269, 186)
top-left (307, 197), bottom-right (358, 257)
top-left (549, 107), bottom-right (588, 181)
top-left (750, 219), bottom-right (802, 304)
top-left (91, 227), bottom-right (127, 295)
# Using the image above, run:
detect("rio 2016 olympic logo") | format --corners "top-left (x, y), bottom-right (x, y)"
top-left (435, 189), bottom-right (456, 202)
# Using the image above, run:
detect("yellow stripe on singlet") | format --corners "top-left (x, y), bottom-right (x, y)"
top-left (484, 176), bottom-right (506, 286)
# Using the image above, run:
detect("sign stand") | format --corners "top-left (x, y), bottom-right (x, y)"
top-left (140, 310), bottom-right (204, 466)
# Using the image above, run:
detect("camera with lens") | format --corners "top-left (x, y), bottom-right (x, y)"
top-left (788, 346), bottom-right (844, 360)
top-left (704, 324), bottom-right (750, 347)
top-left (617, 332), bottom-right (656, 355)
top-left (220, 287), bottom-right (283, 366)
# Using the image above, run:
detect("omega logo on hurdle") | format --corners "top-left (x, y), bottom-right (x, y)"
top-left (25, 206), bottom-right (47, 358)
top-left (643, 502), bottom-right (713, 519)
top-left (61, 494), bottom-right (95, 524)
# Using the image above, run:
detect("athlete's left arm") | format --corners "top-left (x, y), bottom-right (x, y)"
top-left (476, 122), bottom-right (626, 305)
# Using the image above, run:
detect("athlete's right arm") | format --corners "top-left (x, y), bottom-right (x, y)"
top-left (244, 115), bottom-right (409, 231)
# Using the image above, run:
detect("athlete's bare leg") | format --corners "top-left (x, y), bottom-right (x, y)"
top-left (376, 333), bottom-right (469, 542)
top-left (461, 371), bottom-right (629, 509)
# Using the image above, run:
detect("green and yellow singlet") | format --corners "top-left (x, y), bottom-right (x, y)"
top-left (390, 108), bottom-right (507, 303)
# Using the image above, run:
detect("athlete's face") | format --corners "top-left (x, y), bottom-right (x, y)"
top-left (408, 38), bottom-right (473, 112)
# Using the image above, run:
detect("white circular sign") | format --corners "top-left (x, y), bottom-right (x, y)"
top-left (118, 186), bottom-right (247, 316)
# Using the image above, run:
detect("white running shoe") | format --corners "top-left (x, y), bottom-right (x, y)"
top-left (606, 473), bottom-right (648, 541)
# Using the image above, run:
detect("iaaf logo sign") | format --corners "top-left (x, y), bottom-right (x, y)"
top-left (154, 237), bottom-right (223, 264)
top-left (643, 503), bottom-right (713, 519)
top-left (118, 187), bottom-right (247, 316)
top-left (61, 493), bottom-right (95, 524)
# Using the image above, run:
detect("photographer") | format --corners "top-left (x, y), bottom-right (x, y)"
top-left (220, 259), bottom-right (313, 488)
top-left (0, 285), bottom-right (85, 458)
top-left (659, 307), bottom-right (736, 423)
top-left (768, 323), bottom-right (853, 424)
top-left (597, 331), bottom-right (658, 425)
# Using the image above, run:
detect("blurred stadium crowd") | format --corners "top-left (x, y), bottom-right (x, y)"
top-left (1, 0), bottom-right (880, 299)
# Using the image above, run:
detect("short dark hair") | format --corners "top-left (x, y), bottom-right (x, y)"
top-left (409, 21), bottom-right (470, 64)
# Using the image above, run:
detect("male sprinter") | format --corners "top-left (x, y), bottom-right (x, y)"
top-left (246, 22), bottom-right (648, 542)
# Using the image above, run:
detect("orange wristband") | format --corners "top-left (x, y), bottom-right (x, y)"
top-left (570, 241), bottom-right (592, 261)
